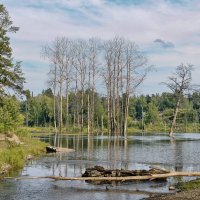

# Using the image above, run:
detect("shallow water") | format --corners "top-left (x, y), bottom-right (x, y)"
top-left (1, 133), bottom-right (200, 200)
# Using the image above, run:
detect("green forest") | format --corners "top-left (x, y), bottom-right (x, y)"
top-left (18, 89), bottom-right (200, 134)
top-left (2, 88), bottom-right (200, 135)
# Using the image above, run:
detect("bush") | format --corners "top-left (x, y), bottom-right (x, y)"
top-left (0, 96), bottom-right (24, 133)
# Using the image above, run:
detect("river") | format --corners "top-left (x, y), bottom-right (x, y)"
top-left (1, 133), bottom-right (200, 200)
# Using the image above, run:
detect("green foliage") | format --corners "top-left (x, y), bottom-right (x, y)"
top-left (145, 102), bottom-right (161, 124)
top-left (0, 4), bottom-right (25, 95)
top-left (21, 94), bottom-right (53, 126)
top-left (0, 136), bottom-right (46, 173)
top-left (42, 88), bottom-right (53, 97)
top-left (0, 147), bottom-right (25, 169)
top-left (18, 87), bottom-right (200, 134)
top-left (177, 179), bottom-right (200, 191)
top-left (0, 96), bottom-right (24, 133)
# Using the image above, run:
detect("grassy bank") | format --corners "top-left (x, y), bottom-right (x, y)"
top-left (177, 179), bottom-right (200, 191)
top-left (0, 129), bottom-right (47, 176)
top-left (25, 123), bottom-right (200, 137)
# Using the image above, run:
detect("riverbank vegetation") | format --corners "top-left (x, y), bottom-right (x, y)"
top-left (0, 4), bottom-right (46, 176)
top-left (177, 179), bottom-right (200, 191)
top-left (21, 88), bottom-right (200, 135)
top-left (0, 130), bottom-right (46, 176)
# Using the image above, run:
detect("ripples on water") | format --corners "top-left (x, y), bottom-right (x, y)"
top-left (1, 133), bottom-right (200, 200)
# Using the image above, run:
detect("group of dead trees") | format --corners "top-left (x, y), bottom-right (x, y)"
top-left (42, 36), bottom-right (149, 139)
top-left (103, 37), bottom-right (149, 137)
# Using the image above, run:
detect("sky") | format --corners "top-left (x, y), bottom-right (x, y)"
top-left (2, 0), bottom-right (200, 95)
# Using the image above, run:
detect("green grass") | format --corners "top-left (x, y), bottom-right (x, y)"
top-left (19, 122), bottom-right (200, 138)
top-left (177, 179), bottom-right (200, 191)
top-left (0, 129), bottom-right (47, 176)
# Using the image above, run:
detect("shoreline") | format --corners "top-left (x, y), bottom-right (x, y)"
top-left (145, 178), bottom-right (200, 200)
top-left (0, 131), bottom-right (47, 176)
top-left (145, 188), bottom-right (200, 200)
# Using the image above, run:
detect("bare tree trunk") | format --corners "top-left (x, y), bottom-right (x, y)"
top-left (65, 80), bottom-right (69, 133)
top-left (81, 80), bottom-right (84, 135)
top-left (87, 68), bottom-right (91, 135)
top-left (169, 98), bottom-right (180, 137)
top-left (59, 78), bottom-right (63, 147)
top-left (123, 60), bottom-right (131, 138)
top-left (75, 78), bottom-right (79, 131)
top-left (91, 63), bottom-right (95, 135)
top-left (116, 54), bottom-right (120, 136)
top-left (53, 64), bottom-right (58, 147)
top-left (101, 115), bottom-right (104, 134)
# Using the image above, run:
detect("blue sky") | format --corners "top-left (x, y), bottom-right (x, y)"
top-left (2, 0), bottom-right (200, 95)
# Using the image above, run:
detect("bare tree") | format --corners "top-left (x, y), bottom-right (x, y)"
top-left (42, 44), bottom-right (59, 146)
top-left (42, 37), bottom-right (69, 146)
top-left (103, 37), bottom-right (148, 137)
top-left (63, 38), bottom-right (73, 133)
top-left (122, 41), bottom-right (148, 138)
top-left (43, 36), bottom-right (149, 139)
top-left (73, 40), bottom-right (88, 134)
top-left (87, 38), bottom-right (100, 135)
top-left (163, 64), bottom-right (196, 137)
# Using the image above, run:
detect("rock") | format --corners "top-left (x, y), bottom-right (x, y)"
top-left (169, 186), bottom-right (176, 190)
top-left (46, 146), bottom-right (56, 153)
top-left (0, 163), bottom-right (11, 175)
top-left (6, 133), bottom-right (22, 145)
top-left (46, 146), bottom-right (75, 153)
top-left (0, 134), bottom-right (5, 141)
top-left (26, 155), bottom-right (34, 160)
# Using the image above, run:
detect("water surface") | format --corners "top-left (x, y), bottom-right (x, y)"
top-left (1, 133), bottom-right (200, 200)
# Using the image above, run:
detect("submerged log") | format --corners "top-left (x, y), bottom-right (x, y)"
top-left (82, 166), bottom-right (169, 183)
top-left (82, 166), bottom-right (169, 178)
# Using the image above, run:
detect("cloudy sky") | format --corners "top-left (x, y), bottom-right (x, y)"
top-left (2, 0), bottom-right (200, 95)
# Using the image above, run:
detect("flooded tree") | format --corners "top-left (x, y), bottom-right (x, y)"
top-left (164, 64), bottom-right (196, 137)
top-left (43, 36), bottom-right (149, 138)
top-left (103, 37), bottom-right (149, 137)
top-left (43, 37), bottom-right (73, 146)
top-left (73, 39), bottom-right (88, 135)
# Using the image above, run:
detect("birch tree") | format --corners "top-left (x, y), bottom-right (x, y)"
top-left (73, 40), bottom-right (88, 134)
top-left (87, 38), bottom-right (100, 135)
top-left (103, 37), bottom-right (148, 137)
top-left (122, 41), bottom-right (148, 138)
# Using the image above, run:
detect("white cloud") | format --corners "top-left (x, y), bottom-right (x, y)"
top-left (2, 0), bottom-right (200, 94)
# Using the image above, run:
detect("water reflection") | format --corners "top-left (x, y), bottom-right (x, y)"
top-left (41, 133), bottom-right (200, 172)
top-left (1, 133), bottom-right (200, 200)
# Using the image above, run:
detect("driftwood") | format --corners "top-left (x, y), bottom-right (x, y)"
top-left (82, 166), bottom-right (169, 179)
top-left (3, 172), bottom-right (200, 181)
top-left (2, 163), bottom-right (200, 183)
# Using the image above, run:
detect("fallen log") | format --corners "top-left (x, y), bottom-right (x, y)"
top-left (3, 172), bottom-right (200, 181)
top-left (46, 146), bottom-right (75, 153)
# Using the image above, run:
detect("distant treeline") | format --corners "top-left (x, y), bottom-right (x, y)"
top-left (20, 88), bottom-right (200, 133)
